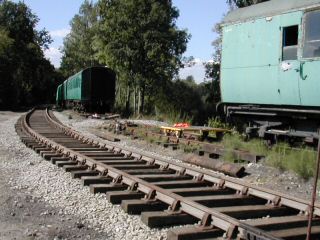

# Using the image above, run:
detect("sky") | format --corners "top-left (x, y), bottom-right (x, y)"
top-left (14, 0), bottom-right (229, 83)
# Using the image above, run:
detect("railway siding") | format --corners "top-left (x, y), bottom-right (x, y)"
top-left (16, 108), bottom-right (320, 240)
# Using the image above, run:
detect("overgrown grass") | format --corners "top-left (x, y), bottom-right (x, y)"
top-left (182, 143), bottom-right (201, 153)
top-left (222, 132), bottom-right (269, 155)
top-left (265, 144), bottom-right (317, 179)
top-left (220, 133), bottom-right (317, 179)
top-left (154, 108), bottom-right (193, 125)
top-left (132, 128), bottom-right (147, 139)
top-left (145, 135), bottom-right (159, 144)
top-left (129, 110), bottom-right (193, 125)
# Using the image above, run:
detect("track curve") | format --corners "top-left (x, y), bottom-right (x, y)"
top-left (15, 108), bottom-right (320, 240)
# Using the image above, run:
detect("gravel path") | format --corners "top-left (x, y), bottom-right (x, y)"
top-left (0, 112), bottom-right (167, 240)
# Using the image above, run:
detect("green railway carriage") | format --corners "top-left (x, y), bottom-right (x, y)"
top-left (56, 84), bottom-right (63, 106)
top-left (56, 66), bottom-right (116, 112)
top-left (63, 79), bottom-right (68, 101)
top-left (220, 0), bottom-right (320, 142)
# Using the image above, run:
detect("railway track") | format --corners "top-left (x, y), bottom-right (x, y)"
top-left (15, 108), bottom-right (320, 240)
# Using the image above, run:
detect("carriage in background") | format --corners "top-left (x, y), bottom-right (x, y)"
top-left (56, 66), bottom-right (116, 113)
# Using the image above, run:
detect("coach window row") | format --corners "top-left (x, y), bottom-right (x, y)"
top-left (303, 9), bottom-right (320, 59)
top-left (282, 9), bottom-right (320, 61)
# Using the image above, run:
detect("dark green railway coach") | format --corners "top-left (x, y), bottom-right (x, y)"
top-left (220, 0), bottom-right (320, 143)
top-left (56, 66), bottom-right (116, 112)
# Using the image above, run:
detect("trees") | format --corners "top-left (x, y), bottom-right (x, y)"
top-left (94, 0), bottom-right (189, 114)
top-left (0, 27), bottom-right (13, 54)
top-left (204, 21), bottom-right (222, 105)
top-left (0, 27), bottom-right (13, 107)
top-left (60, 0), bottom-right (99, 76)
top-left (60, 0), bottom-right (189, 115)
top-left (227, 0), bottom-right (269, 8)
top-left (0, 0), bottom-right (57, 109)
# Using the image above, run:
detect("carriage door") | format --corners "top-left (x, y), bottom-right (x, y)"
top-left (278, 12), bottom-right (302, 106)
top-left (300, 9), bottom-right (320, 107)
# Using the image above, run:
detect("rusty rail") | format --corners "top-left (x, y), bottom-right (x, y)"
top-left (16, 108), bottom-right (320, 240)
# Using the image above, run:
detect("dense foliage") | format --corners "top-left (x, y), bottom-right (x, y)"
top-left (58, 0), bottom-right (269, 122)
top-left (227, 0), bottom-right (269, 8)
top-left (0, 0), bottom-right (268, 118)
top-left (60, 0), bottom-right (189, 116)
top-left (60, 1), bottom-right (99, 76)
top-left (0, 1), bottom-right (60, 109)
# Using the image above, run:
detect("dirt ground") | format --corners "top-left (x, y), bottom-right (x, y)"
top-left (0, 162), bottom-right (98, 240)
top-left (0, 111), bottom-right (108, 240)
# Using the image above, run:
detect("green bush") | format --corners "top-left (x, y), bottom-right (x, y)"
top-left (207, 117), bottom-right (231, 129)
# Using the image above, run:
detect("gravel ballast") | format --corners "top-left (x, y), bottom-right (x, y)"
top-left (1, 109), bottom-right (319, 239)
top-left (0, 112), bottom-right (167, 240)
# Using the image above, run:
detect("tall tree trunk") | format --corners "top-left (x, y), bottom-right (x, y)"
top-left (125, 84), bottom-right (131, 114)
top-left (139, 85), bottom-right (145, 114)
top-left (133, 85), bottom-right (137, 115)
top-left (137, 87), bottom-right (141, 115)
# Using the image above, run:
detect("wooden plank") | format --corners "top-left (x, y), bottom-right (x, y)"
top-left (106, 190), bottom-right (145, 204)
top-left (141, 211), bottom-right (197, 228)
top-left (121, 199), bottom-right (167, 214)
top-left (167, 226), bottom-right (223, 240)
top-left (214, 205), bottom-right (297, 219)
top-left (244, 215), bottom-right (319, 231)
top-left (270, 226), bottom-right (320, 239)
top-left (90, 183), bottom-right (127, 194)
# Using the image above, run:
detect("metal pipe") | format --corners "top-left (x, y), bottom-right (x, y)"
top-left (306, 137), bottom-right (320, 240)
top-left (228, 105), bottom-right (320, 115)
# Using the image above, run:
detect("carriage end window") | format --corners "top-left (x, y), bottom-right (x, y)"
top-left (282, 25), bottom-right (298, 61)
top-left (303, 10), bottom-right (320, 58)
